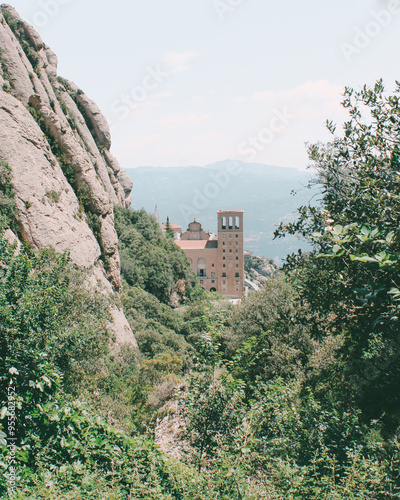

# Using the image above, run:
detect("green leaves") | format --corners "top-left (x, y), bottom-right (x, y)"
top-left (388, 287), bottom-right (400, 301)
top-left (275, 81), bottom-right (400, 423)
top-left (115, 207), bottom-right (203, 305)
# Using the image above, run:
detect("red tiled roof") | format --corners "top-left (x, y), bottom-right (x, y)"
top-left (162, 224), bottom-right (182, 229)
top-left (175, 240), bottom-right (208, 250)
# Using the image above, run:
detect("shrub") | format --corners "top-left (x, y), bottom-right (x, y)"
top-left (0, 162), bottom-right (16, 226)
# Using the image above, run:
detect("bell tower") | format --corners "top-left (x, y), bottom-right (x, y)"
top-left (217, 210), bottom-right (244, 298)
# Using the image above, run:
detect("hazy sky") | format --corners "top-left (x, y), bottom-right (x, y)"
top-left (7, 0), bottom-right (400, 170)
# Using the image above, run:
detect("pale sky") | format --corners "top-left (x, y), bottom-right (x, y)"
top-left (7, 0), bottom-right (400, 170)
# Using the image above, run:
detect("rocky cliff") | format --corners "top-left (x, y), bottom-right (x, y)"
top-left (0, 4), bottom-right (137, 347)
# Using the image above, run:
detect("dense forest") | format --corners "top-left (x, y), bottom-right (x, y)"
top-left (1, 82), bottom-right (400, 498)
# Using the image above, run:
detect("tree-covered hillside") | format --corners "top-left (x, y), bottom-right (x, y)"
top-left (2, 81), bottom-right (400, 498)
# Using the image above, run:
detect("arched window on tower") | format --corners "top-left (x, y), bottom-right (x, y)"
top-left (235, 216), bottom-right (240, 229)
top-left (221, 217), bottom-right (226, 230)
top-left (228, 217), bottom-right (233, 229)
top-left (197, 257), bottom-right (206, 277)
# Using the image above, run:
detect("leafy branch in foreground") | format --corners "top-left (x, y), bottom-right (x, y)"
top-left (275, 80), bottom-right (400, 423)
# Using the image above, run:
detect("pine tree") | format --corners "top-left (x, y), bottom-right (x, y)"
top-left (165, 216), bottom-right (174, 239)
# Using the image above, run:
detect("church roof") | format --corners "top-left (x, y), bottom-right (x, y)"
top-left (176, 241), bottom-right (208, 250)
top-left (162, 223), bottom-right (182, 229)
top-left (176, 240), bottom-right (218, 250)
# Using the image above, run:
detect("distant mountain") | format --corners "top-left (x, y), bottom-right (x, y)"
top-left (125, 160), bottom-right (319, 262)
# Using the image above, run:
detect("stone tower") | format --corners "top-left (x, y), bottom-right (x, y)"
top-left (217, 210), bottom-right (244, 298)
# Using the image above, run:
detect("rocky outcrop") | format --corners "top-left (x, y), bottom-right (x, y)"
top-left (75, 91), bottom-right (111, 150)
top-left (0, 5), bottom-right (137, 348)
top-left (244, 254), bottom-right (279, 289)
top-left (0, 91), bottom-right (101, 268)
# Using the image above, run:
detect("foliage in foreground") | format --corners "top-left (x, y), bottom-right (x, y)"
top-left (276, 80), bottom-right (400, 425)
top-left (0, 219), bottom-right (256, 499)
top-left (181, 363), bottom-right (400, 499)
top-left (174, 81), bottom-right (400, 498)
top-left (2, 81), bottom-right (400, 498)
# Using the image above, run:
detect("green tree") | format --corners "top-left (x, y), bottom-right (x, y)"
top-left (225, 275), bottom-right (313, 387)
top-left (115, 207), bottom-right (203, 304)
top-left (165, 216), bottom-right (174, 239)
top-left (276, 81), bottom-right (400, 423)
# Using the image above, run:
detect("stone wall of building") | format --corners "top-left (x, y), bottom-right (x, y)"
top-left (217, 211), bottom-right (244, 298)
top-left (176, 211), bottom-right (244, 299)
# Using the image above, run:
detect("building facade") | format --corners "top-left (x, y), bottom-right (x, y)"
top-left (175, 210), bottom-right (244, 299)
top-left (161, 222), bottom-right (182, 240)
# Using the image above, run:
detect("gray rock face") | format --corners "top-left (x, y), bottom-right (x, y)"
top-left (0, 91), bottom-right (101, 267)
top-left (103, 149), bottom-right (133, 208)
top-left (0, 10), bottom-right (35, 103)
top-left (75, 89), bottom-right (111, 150)
top-left (44, 46), bottom-right (58, 77)
top-left (0, 5), bottom-right (136, 348)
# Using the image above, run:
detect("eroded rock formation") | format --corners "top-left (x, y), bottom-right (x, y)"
top-left (0, 4), bottom-right (136, 348)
